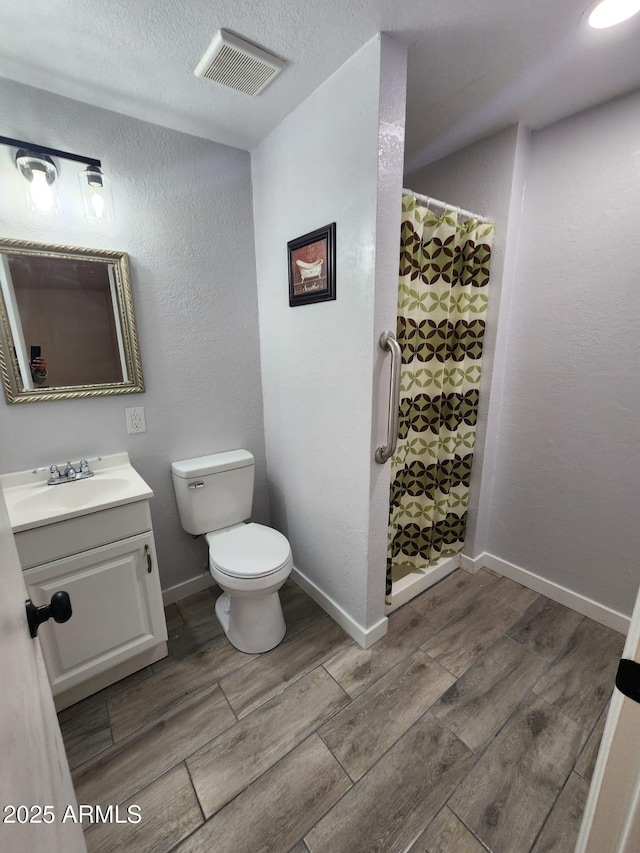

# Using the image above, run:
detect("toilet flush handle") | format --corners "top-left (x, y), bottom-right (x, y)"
top-left (188, 481), bottom-right (204, 489)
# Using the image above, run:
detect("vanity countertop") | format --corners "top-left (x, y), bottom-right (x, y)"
top-left (0, 452), bottom-right (153, 533)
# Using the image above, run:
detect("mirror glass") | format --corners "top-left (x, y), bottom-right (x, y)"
top-left (0, 238), bottom-right (143, 403)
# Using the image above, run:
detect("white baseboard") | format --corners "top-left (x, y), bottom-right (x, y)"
top-left (386, 555), bottom-right (460, 614)
top-left (290, 565), bottom-right (387, 649)
top-left (162, 566), bottom-right (388, 649)
top-left (460, 553), bottom-right (482, 574)
top-left (162, 571), bottom-right (216, 606)
top-left (477, 552), bottom-right (630, 635)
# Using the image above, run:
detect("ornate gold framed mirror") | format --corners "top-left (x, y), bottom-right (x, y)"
top-left (0, 238), bottom-right (144, 403)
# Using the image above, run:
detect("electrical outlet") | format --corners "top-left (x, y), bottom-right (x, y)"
top-left (125, 406), bottom-right (146, 434)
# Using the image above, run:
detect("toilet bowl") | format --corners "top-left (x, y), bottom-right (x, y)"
top-left (206, 523), bottom-right (292, 653)
top-left (171, 450), bottom-right (293, 654)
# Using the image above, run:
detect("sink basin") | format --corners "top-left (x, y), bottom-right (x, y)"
top-left (0, 453), bottom-right (154, 532)
top-left (12, 477), bottom-right (131, 514)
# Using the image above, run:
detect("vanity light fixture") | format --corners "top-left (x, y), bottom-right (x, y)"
top-left (586, 0), bottom-right (640, 27)
top-left (0, 134), bottom-right (114, 219)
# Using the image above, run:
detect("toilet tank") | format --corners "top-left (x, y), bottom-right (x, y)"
top-left (171, 450), bottom-right (254, 535)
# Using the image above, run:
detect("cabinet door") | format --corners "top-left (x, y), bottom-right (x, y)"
top-left (24, 532), bottom-right (167, 695)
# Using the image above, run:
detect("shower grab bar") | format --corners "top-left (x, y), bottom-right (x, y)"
top-left (375, 330), bottom-right (402, 464)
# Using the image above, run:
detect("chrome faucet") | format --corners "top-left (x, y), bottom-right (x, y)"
top-left (47, 459), bottom-right (95, 485)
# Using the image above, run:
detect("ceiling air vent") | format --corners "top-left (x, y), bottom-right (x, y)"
top-left (194, 29), bottom-right (286, 97)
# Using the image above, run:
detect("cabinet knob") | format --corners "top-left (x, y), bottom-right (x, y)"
top-left (25, 591), bottom-right (72, 638)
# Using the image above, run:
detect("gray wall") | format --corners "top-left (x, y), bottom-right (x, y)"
top-left (404, 90), bottom-right (640, 619)
top-left (251, 35), bottom-right (407, 636)
top-left (488, 90), bottom-right (640, 615)
top-left (0, 78), bottom-right (267, 592)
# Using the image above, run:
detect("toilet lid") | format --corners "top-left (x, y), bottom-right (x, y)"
top-left (206, 523), bottom-right (292, 578)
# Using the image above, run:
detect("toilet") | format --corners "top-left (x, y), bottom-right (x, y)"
top-left (171, 450), bottom-right (293, 654)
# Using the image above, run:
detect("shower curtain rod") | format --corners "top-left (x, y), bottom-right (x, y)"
top-left (402, 188), bottom-right (492, 224)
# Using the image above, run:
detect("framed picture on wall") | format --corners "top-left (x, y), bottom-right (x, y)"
top-left (287, 223), bottom-right (336, 307)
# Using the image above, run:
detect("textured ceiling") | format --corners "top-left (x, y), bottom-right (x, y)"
top-left (0, 0), bottom-right (639, 171)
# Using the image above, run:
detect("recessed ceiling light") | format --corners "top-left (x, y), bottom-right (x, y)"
top-left (587, 0), bottom-right (640, 28)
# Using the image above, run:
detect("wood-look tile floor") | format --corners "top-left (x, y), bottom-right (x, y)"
top-left (59, 570), bottom-right (624, 853)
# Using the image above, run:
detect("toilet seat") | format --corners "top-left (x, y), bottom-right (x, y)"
top-left (206, 523), bottom-right (292, 579)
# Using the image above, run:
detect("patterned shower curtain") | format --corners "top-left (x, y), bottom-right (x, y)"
top-left (386, 194), bottom-right (494, 603)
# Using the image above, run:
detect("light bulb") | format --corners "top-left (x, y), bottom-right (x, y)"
top-left (588, 0), bottom-right (640, 27)
top-left (29, 169), bottom-right (55, 212)
top-left (89, 189), bottom-right (105, 218)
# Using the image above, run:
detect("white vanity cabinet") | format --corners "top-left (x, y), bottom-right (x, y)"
top-left (1, 454), bottom-right (168, 711)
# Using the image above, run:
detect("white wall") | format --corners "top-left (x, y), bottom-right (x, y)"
top-left (0, 78), bottom-right (267, 592)
top-left (488, 90), bottom-right (640, 616)
top-left (252, 34), bottom-right (407, 641)
top-left (404, 124), bottom-right (528, 558)
top-left (366, 38), bottom-right (409, 627)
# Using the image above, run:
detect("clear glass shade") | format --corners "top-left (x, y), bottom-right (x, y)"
top-left (15, 151), bottom-right (62, 214)
top-left (78, 167), bottom-right (115, 221)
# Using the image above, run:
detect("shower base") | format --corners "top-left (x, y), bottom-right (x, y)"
top-left (385, 554), bottom-right (460, 614)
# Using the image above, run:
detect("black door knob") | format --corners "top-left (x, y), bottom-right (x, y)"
top-left (25, 591), bottom-right (72, 638)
